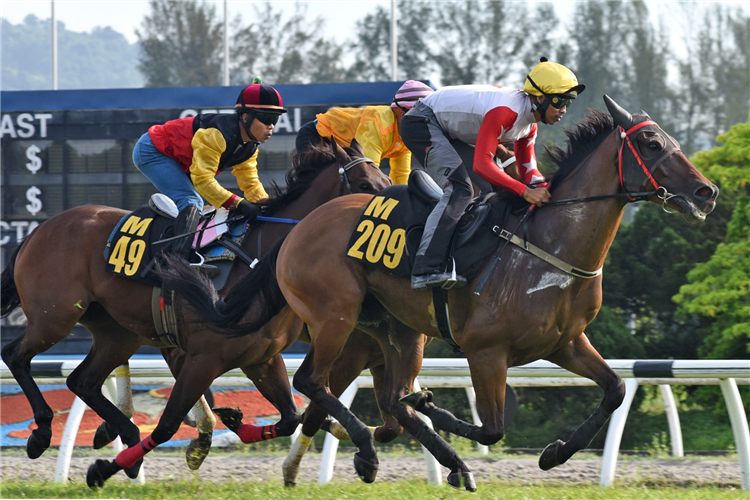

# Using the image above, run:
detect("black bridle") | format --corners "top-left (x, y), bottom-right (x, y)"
top-left (338, 157), bottom-right (378, 196)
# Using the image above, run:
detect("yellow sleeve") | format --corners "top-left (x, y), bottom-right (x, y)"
top-left (190, 128), bottom-right (235, 208)
top-left (231, 149), bottom-right (269, 202)
top-left (388, 152), bottom-right (412, 185)
top-left (352, 109), bottom-right (390, 167)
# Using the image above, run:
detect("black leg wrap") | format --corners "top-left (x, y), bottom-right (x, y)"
top-left (423, 404), bottom-right (477, 439)
top-left (540, 404), bottom-right (612, 471)
top-left (414, 425), bottom-right (463, 471)
top-left (560, 405), bottom-right (611, 462)
top-left (334, 407), bottom-right (371, 447)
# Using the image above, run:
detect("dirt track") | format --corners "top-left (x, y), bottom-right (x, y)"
top-left (0, 452), bottom-right (743, 488)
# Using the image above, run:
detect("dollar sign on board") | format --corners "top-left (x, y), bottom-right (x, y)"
top-left (25, 186), bottom-right (43, 216)
top-left (25, 145), bottom-right (42, 174)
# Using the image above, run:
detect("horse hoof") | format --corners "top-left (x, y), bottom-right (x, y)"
top-left (398, 390), bottom-right (433, 412)
top-left (93, 422), bottom-right (118, 449)
top-left (185, 432), bottom-right (212, 470)
top-left (284, 481), bottom-right (296, 487)
top-left (539, 439), bottom-right (564, 471)
top-left (447, 471), bottom-right (477, 492)
top-left (26, 429), bottom-right (51, 459)
top-left (86, 459), bottom-right (111, 488)
top-left (353, 452), bottom-right (379, 483)
top-left (123, 459), bottom-right (143, 479)
top-left (212, 407), bottom-right (243, 433)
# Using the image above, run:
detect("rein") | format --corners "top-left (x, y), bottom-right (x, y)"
top-left (477, 118), bottom-right (681, 291)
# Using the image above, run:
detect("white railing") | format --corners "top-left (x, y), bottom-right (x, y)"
top-left (1, 358), bottom-right (748, 490)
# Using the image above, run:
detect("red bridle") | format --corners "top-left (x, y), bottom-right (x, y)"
top-left (617, 120), bottom-right (680, 201)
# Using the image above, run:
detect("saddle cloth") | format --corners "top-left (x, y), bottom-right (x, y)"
top-left (104, 204), bottom-right (249, 288)
top-left (345, 172), bottom-right (506, 281)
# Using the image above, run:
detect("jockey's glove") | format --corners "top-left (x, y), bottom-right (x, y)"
top-left (238, 199), bottom-right (262, 220)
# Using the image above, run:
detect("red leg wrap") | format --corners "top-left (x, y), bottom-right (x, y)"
top-left (237, 423), bottom-right (278, 444)
top-left (114, 435), bottom-right (157, 469)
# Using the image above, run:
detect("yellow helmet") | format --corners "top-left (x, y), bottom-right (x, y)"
top-left (523, 57), bottom-right (585, 98)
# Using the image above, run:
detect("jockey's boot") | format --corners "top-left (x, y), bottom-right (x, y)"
top-left (171, 206), bottom-right (219, 278)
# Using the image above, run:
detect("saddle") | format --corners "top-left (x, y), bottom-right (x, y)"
top-left (104, 195), bottom-right (252, 290)
top-left (345, 170), bottom-right (509, 281)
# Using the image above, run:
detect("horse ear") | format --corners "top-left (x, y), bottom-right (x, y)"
top-left (603, 95), bottom-right (633, 129)
top-left (349, 138), bottom-right (365, 157)
top-left (328, 135), bottom-right (348, 163)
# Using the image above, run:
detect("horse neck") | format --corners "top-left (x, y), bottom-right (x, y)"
top-left (534, 131), bottom-right (628, 272)
top-left (275, 163), bottom-right (342, 221)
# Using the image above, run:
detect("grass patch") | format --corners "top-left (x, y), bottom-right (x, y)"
top-left (0, 480), bottom-right (745, 500)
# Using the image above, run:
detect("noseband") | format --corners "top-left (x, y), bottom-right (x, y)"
top-left (338, 157), bottom-right (377, 196)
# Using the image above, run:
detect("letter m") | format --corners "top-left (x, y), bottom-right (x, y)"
top-left (363, 196), bottom-right (399, 220)
top-left (121, 216), bottom-right (153, 237)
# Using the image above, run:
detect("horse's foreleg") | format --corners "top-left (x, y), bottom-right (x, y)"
top-left (93, 362), bottom-right (134, 449)
top-left (378, 333), bottom-right (476, 491)
top-left (540, 333), bottom-right (625, 470)
top-left (293, 339), bottom-right (379, 484)
top-left (87, 358), bottom-right (221, 488)
top-left (402, 348), bottom-right (507, 447)
top-left (216, 354), bottom-right (300, 444)
top-left (161, 347), bottom-right (215, 470)
top-left (1, 332), bottom-right (56, 459)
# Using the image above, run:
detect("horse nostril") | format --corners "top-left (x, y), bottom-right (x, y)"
top-left (695, 185), bottom-right (716, 200)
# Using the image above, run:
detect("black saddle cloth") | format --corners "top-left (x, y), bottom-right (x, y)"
top-left (345, 174), bottom-right (507, 281)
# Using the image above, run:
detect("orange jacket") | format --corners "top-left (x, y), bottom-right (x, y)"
top-left (315, 106), bottom-right (411, 184)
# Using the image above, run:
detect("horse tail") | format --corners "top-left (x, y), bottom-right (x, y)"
top-left (1, 244), bottom-right (23, 318)
top-left (157, 237), bottom-right (288, 336)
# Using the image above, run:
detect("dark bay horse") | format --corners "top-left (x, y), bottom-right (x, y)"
top-left (178, 96), bottom-right (718, 490)
top-left (0, 141), bottom-right (391, 483)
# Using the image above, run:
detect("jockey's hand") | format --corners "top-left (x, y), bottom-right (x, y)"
top-left (522, 186), bottom-right (550, 207)
top-left (238, 199), bottom-right (262, 220)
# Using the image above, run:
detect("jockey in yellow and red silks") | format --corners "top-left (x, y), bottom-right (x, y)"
top-left (295, 80), bottom-right (435, 185)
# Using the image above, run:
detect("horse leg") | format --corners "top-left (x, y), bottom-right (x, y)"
top-left (373, 329), bottom-right (476, 491)
top-left (539, 334), bottom-right (625, 470)
top-left (283, 329), bottom-right (387, 486)
top-left (400, 347), bottom-right (508, 448)
top-left (86, 355), bottom-right (222, 488)
top-left (293, 340), bottom-right (379, 483)
top-left (66, 330), bottom-right (144, 478)
top-left (93, 363), bottom-right (135, 449)
top-left (0, 329), bottom-right (62, 459)
top-left (214, 354), bottom-right (299, 444)
top-left (160, 347), bottom-right (216, 470)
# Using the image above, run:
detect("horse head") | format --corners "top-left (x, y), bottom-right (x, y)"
top-left (333, 137), bottom-right (393, 195)
top-left (603, 95), bottom-right (718, 221)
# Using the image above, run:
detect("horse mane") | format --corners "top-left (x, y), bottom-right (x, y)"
top-left (544, 108), bottom-right (616, 192)
top-left (259, 142), bottom-right (349, 214)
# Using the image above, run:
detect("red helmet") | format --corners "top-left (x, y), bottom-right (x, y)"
top-left (236, 83), bottom-right (287, 114)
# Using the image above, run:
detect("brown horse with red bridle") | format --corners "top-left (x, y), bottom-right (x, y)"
top-left (0, 141), bottom-right (392, 485)
top-left (168, 96), bottom-right (717, 491)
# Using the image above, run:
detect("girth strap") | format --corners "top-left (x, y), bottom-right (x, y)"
top-left (431, 288), bottom-right (463, 353)
top-left (151, 286), bottom-right (182, 349)
top-left (493, 227), bottom-right (602, 279)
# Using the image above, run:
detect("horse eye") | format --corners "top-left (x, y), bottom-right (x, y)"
top-left (648, 141), bottom-right (662, 151)
top-left (358, 183), bottom-right (373, 192)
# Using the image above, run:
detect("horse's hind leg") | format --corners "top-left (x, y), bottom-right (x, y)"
top-left (87, 355), bottom-right (223, 488)
top-left (66, 328), bottom-right (144, 478)
top-left (293, 339), bottom-right (379, 483)
top-left (0, 327), bottom-right (66, 459)
top-left (539, 333), bottom-right (625, 470)
top-left (160, 347), bottom-right (215, 471)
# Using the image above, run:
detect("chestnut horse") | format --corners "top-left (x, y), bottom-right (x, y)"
top-left (173, 96), bottom-right (718, 490)
top-left (0, 141), bottom-right (391, 484)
